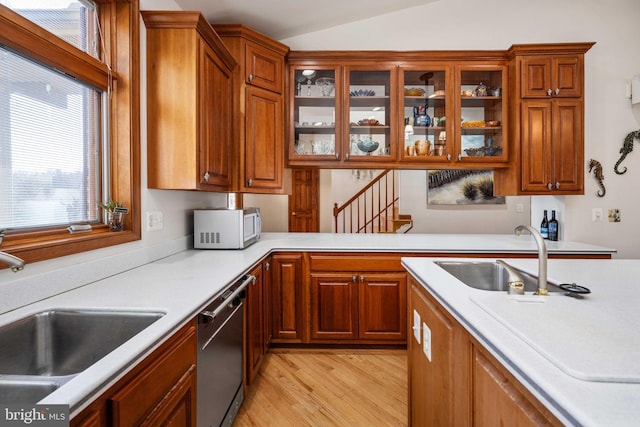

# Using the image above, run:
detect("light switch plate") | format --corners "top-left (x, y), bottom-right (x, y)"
top-left (413, 309), bottom-right (421, 344)
top-left (422, 321), bottom-right (432, 362)
top-left (147, 211), bottom-right (163, 231)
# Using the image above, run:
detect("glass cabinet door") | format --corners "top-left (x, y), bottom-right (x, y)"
top-left (291, 67), bottom-right (339, 160)
top-left (345, 68), bottom-right (394, 161)
top-left (400, 67), bottom-right (450, 161)
top-left (457, 66), bottom-right (507, 162)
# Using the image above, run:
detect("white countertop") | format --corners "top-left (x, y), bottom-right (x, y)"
top-left (0, 232), bottom-right (617, 418)
top-left (402, 257), bottom-right (640, 426)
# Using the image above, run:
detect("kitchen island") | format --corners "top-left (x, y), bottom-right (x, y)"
top-left (0, 233), bottom-right (618, 421)
top-left (403, 257), bottom-right (640, 426)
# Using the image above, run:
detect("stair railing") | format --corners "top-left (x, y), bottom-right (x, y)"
top-left (333, 169), bottom-right (398, 233)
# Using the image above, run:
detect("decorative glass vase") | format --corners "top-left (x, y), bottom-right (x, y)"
top-left (107, 211), bottom-right (124, 231)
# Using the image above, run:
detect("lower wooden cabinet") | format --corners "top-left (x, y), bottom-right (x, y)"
top-left (310, 272), bottom-right (406, 343)
top-left (309, 254), bottom-right (407, 345)
top-left (270, 253), bottom-right (304, 342)
top-left (71, 321), bottom-right (197, 427)
top-left (245, 258), bottom-right (272, 386)
top-left (408, 276), bottom-right (562, 426)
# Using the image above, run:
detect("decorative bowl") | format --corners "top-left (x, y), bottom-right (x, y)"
top-left (350, 89), bottom-right (376, 96)
top-left (357, 139), bottom-right (379, 154)
top-left (315, 77), bottom-right (335, 96)
top-left (404, 88), bottom-right (425, 96)
top-left (485, 120), bottom-right (500, 127)
top-left (357, 118), bottom-right (380, 126)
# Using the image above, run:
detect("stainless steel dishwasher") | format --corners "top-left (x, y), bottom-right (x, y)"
top-left (197, 274), bottom-right (253, 427)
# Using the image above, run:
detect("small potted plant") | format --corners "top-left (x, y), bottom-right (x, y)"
top-left (99, 198), bottom-right (126, 231)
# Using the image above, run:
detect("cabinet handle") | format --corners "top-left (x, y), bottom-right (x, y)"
top-left (248, 73), bottom-right (253, 82)
top-left (292, 211), bottom-right (297, 216)
top-left (352, 275), bottom-right (357, 283)
top-left (457, 154), bottom-right (462, 161)
top-left (335, 153), bottom-right (339, 160)
top-left (203, 171), bottom-right (210, 182)
top-left (555, 182), bottom-right (560, 189)
top-left (547, 89), bottom-right (553, 96)
top-left (359, 276), bottom-right (364, 283)
top-left (547, 182), bottom-right (553, 190)
top-left (247, 178), bottom-right (253, 187)
top-left (345, 153), bottom-right (350, 160)
top-left (265, 262), bottom-right (270, 271)
top-left (555, 88), bottom-right (560, 95)
top-left (447, 154), bottom-right (451, 161)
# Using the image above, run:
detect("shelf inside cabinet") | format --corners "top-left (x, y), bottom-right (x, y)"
top-left (295, 96), bottom-right (336, 106)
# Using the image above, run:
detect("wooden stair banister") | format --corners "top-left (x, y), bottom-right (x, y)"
top-left (333, 170), bottom-right (412, 233)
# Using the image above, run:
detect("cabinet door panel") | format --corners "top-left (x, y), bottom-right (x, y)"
top-left (553, 100), bottom-right (583, 192)
top-left (246, 264), bottom-right (264, 384)
top-left (473, 347), bottom-right (552, 427)
top-left (409, 282), bottom-right (461, 426)
top-left (359, 273), bottom-right (406, 340)
top-left (245, 86), bottom-right (283, 190)
top-left (553, 56), bottom-right (581, 97)
top-left (521, 57), bottom-right (552, 98)
top-left (521, 101), bottom-right (553, 192)
top-left (200, 40), bottom-right (233, 189)
top-left (310, 274), bottom-right (358, 340)
top-left (245, 41), bottom-right (283, 93)
top-left (271, 254), bottom-right (303, 340)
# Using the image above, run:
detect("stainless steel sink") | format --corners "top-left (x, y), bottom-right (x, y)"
top-left (435, 261), bottom-right (560, 293)
top-left (0, 309), bottom-right (164, 403)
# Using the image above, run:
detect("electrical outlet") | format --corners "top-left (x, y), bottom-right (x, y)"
top-left (516, 203), bottom-right (524, 213)
top-left (147, 211), bottom-right (163, 231)
top-left (592, 208), bottom-right (603, 222)
top-left (422, 321), bottom-right (432, 362)
top-left (413, 310), bottom-right (421, 344)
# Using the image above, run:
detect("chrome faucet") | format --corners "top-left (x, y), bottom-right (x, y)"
top-left (0, 233), bottom-right (25, 272)
top-left (515, 225), bottom-right (548, 295)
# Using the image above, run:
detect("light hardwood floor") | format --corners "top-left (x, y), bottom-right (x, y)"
top-left (234, 348), bottom-right (408, 427)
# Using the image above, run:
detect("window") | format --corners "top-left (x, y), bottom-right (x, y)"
top-left (0, 1), bottom-right (140, 264)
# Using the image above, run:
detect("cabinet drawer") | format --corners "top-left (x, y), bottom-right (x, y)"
top-left (309, 253), bottom-right (403, 272)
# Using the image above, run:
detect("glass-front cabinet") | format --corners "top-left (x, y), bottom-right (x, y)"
top-left (287, 58), bottom-right (507, 167)
top-left (345, 67), bottom-right (395, 162)
top-left (455, 65), bottom-right (507, 163)
top-left (400, 66), bottom-right (452, 163)
top-left (290, 66), bottom-right (340, 161)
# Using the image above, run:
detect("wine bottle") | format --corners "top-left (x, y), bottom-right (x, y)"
top-left (540, 210), bottom-right (549, 239)
top-left (548, 210), bottom-right (559, 241)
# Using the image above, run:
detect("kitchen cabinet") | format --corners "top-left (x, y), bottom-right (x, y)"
top-left (142, 11), bottom-right (237, 192)
top-left (287, 51), bottom-right (510, 169)
top-left (521, 55), bottom-right (582, 98)
top-left (400, 64), bottom-right (508, 165)
top-left (309, 254), bottom-right (406, 344)
top-left (408, 279), bottom-right (470, 426)
top-left (245, 258), bottom-right (271, 385)
top-left (71, 321), bottom-right (197, 427)
top-left (494, 43), bottom-right (594, 195)
top-left (408, 276), bottom-right (562, 426)
top-left (270, 253), bottom-right (304, 342)
top-left (214, 25), bottom-right (289, 193)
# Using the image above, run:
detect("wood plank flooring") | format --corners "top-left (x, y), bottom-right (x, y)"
top-left (234, 348), bottom-right (408, 426)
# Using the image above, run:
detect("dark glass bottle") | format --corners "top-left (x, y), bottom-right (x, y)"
top-left (540, 210), bottom-right (549, 239)
top-left (548, 210), bottom-right (559, 241)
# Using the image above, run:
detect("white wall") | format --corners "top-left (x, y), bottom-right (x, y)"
top-left (281, 0), bottom-right (640, 257)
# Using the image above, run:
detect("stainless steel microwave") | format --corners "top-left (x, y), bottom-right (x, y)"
top-left (194, 208), bottom-right (261, 249)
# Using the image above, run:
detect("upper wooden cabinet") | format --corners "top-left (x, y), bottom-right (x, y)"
top-left (214, 25), bottom-right (289, 193)
top-left (142, 11), bottom-right (237, 192)
top-left (287, 51), bottom-right (509, 169)
top-left (494, 42), bottom-right (594, 196)
top-left (521, 55), bottom-right (583, 98)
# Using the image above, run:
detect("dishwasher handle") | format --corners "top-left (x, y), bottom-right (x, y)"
top-left (200, 274), bottom-right (254, 321)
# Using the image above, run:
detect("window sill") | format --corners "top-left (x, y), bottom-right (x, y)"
top-left (1, 227), bottom-right (141, 268)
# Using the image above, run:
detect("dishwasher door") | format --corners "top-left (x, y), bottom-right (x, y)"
top-left (197, 279), bottom-right (248, 427)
